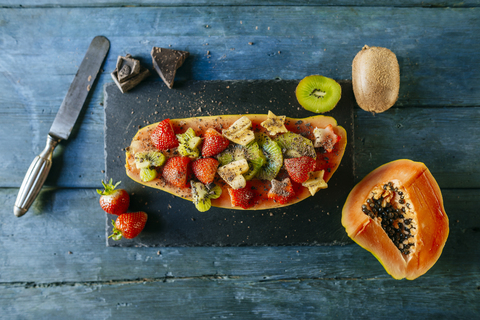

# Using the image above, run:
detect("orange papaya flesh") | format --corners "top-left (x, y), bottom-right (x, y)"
top-left (342, 159), bottom-right (449, 280)
top-left (125, 114), bottom-right (347, 210)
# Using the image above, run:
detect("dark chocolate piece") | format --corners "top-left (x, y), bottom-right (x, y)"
top-left (111, 54), bottom-right (150, 93)
top-left (151, 47), bottom-right (189, 89)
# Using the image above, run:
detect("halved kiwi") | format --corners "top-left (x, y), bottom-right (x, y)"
top-left (255, 132), bottom-right (283, 181)
top-left (295, 75), bottom-right (341, 113)
top-left (274, 132), bottom-right (316, 159)
top-left (217, 141), bottom-right (266, 181)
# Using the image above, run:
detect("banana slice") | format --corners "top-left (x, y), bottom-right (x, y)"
top-left (260, 111), bottom-right (288, 135)
top-left (222, 116), bottom-right (255, 146)
top-left (302, 170), bottom-right (328, 196)
top-left (217, 159), bottom-right (249, 189)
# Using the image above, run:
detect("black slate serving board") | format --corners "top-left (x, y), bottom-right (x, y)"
top-left (104, 80), bottom-right (355, 247)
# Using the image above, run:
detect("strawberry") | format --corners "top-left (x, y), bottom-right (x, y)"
top-left (97, 179), bottom-right (130, 215)
top-left (228, 185), bottom-right (257, 209)
top-left (268, 178), bottom-right (295, 205)
top-left (201, 128), bottom-right (229, 157)
top-left (151, 118), bottom-right (179, 150)
top-left (109, 211), bottom-right (148, 240)
top-left (162, 156), bottom-right (191, 188)
top-left (284, 156), bottom-right (316, 183)
top-left (192, 158), bottom-right (219, 185)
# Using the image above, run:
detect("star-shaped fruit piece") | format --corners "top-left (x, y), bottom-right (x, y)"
top-left (302, 170), bottom-right (328, 196)
top-left (268, 177), bottom-right (295, 205)
top-left (260, 111), bottom-right (288, 135)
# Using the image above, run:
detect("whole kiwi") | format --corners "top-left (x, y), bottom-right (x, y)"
top-left (352, 45), bottom-right (400, 114)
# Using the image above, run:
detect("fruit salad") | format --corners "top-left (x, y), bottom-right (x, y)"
top-left (125, 111), bottom-right (347, 211)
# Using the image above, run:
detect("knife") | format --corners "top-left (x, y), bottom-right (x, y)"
top-left (14, 36), bottom-right (110, 217)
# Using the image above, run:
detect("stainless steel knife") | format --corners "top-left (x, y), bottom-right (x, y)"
top-left (14, 36), bottom-right (110, 217)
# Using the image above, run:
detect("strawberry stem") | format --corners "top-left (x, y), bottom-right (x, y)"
top-left (97, 179), bottom-right (122, 196)
top-left (108, 219), bottom-right (123, 241)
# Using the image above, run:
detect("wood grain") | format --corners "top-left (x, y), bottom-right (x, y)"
top-left (1, 3), bottom-right (479, 318)
top-left (1, 0), bottom-right (479, 7)
top-left (0, 188), bottom-right (477, 282)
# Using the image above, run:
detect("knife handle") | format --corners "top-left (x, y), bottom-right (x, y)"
top-left (14, 135), bottom-right (60, 217)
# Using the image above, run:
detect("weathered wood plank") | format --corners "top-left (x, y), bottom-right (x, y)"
top-left (1, 0), bottom-right (479, 8)
top-left (2, 275), bottom-right (479, 319)
top-left (0, 7), bottom-right (479, 189)
top-left (354, 107), bottom-right (480, 188)
top-left (0, 7), bottom-right (478, 106)
top-left (0, 188), bottom-right (478, 282)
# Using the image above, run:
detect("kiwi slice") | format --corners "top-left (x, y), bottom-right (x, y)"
top-left (140, 168), bottom-right (157, 182)
top-left (274, 132), bottom-right (316, 159)
top-left (134, 150), bottom-right (166, 169)
top-left (255, 132), bottom-right (283, 181)
top-left (217, 141), bottom-right (266, 181)
top-left (190, 181), bottom-right (222, 212)
top-left (177, 128), bottom-right (201, 158)
top-left (295, 75), bottom-right (341, 113)
top-left (134, 150), bottom-right (166, 182)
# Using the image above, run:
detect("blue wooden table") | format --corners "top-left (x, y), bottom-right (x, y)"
top-left (1, 1), bottom-right (479, 318)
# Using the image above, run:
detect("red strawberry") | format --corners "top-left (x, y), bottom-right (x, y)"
top-left (151, 118), bottom-right (179, 150)
top-left (97, 179), bottom-right (130, 215)
top-left (201, 128), bottom-right (229, 157)
top-left (192, 158), bottom-right (219, 185)
top-left (228, 185), bottom-right (257, 209)
top-left (284, 156), bottom-right (316, 183)
top-left (268, 178), bottom-right (295, 205)
top-left (162, 156), bottom-right (191, 188)
top-left (109, 211), bottom-right (148, 240)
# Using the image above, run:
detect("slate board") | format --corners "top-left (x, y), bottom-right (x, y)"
top-left (104, 80), bottom-right (355, 247)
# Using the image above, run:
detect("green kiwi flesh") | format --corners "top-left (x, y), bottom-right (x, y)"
top-left (255, 132), bottom-right (283, 181)
top-left (217, 141), bottom-right (266, 181)
top-left (295, 75), bottom-right (341, 113)
top-left (274, 132), bottom-right (316, 159)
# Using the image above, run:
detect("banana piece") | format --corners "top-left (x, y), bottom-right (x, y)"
top-left (217, 159), bottom-right (249, 189)
top-left (222, 116), bottom-right (255, 146)
top-left (302, 170), bottom-right (328, 196)
top-left (260, 111), bottom-right (288, 135)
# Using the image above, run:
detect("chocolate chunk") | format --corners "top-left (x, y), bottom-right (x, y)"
top-left (111, 54), bottom-right (150, 93)
top-left (151, 47), bottom-right (189, 89)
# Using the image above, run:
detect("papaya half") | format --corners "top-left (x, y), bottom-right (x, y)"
top-left (342, 159), bottom-right (449, 280)
top-left (125, 113), bottom-right (347, 210)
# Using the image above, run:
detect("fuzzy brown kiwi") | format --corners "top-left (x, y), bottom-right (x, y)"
top-left (295, 75), bottom-right (342, 113)
top-left (352, 45), bottom-right (400, 114)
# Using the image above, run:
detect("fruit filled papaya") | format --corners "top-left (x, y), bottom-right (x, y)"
top-left (342, 160), bottom-right (449, 280)
top-left (125, 112), bottom-right (347, 211)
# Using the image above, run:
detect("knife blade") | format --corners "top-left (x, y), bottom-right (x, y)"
top-left (14, 36), bottom-right (110, 217)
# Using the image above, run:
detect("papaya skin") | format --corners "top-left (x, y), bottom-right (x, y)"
top-left (342, 159), bottom-right (449, 280)
top-left (125, 114), bottom-right (347, 210)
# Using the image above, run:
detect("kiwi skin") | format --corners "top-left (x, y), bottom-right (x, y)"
top-left (352, 45), bottom-right (400, 114)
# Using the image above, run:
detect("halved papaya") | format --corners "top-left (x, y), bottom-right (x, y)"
top-left (125, 114), bottom-right (347, 210)
top-left (342, 160), bottom-right (449, 280)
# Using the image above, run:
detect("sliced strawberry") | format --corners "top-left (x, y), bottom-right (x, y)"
top-left (201, 128), bottom-right (229, 157)
top-left (162, 156), bottom-right (191, 188)
top-left (151, 118), bottom-right (179, 151)
top-left (97, 179), bottom-right (130, 215)
top-left (268, 178), bottom-right (295, 205)
top-left (192, 158), bottom-right (219, 185)
top-left (110, 212), bottom-right (148, 240)
top-left (228, 185), bottom-right (257, 209)
top-left (284, 156), bottom-right (316, 183)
